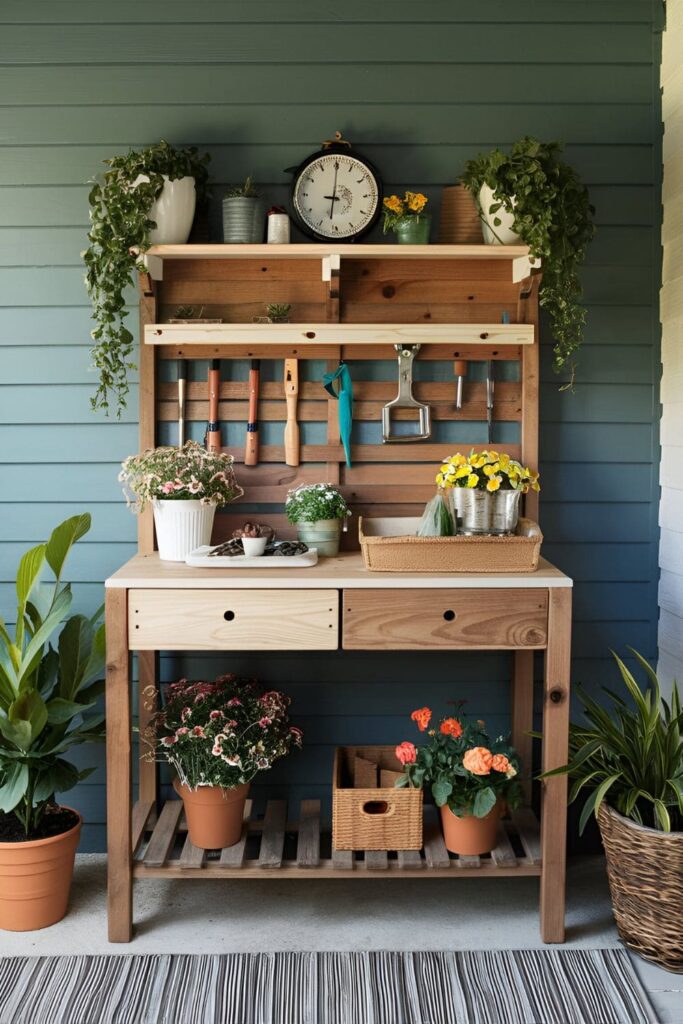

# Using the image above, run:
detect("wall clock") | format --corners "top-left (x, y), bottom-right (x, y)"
top-left (290, 131), bottom-right (382, 242)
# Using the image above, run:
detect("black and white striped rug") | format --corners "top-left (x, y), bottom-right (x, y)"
top-left (0, 949), bottom-right (657, 1024)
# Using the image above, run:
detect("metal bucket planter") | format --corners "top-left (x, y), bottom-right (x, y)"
top-left (451, 488), bottom-right (521, 535)
top-left (222, 197), bottom-right (264, 243)
top-left (296, 518), bottom-right (342, 556)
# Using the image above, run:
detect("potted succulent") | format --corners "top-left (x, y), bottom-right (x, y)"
top-left (543, 650), bottom-right (683, 972)
top-left (0, 514), bottom-right (105, 930)
top-left (145, 675), bottom-right (302, 849)
top-left (285, 483), bottom-right (350, 556)
top-left (436, 449), bottom-right (540, 535)
top-left (167, 305), bottom-right (222, 325)
top-left (83, 139), bottom-right (210, 416)
top-left (382, 191), bottom-right (431, 244)
top-left (222, 176), bottom-right (264, 243)
top-left (265, 303), bottom-right (291, 324)
top-left (119, 440), bottom-right (243, 561)
top-left (461, 137), bottom-right (595, 386)
top-left (396, 706), bottom-right (522, 855)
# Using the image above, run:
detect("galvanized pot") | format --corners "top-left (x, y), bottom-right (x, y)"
top-left (450, 487), bottom-right (521, 535)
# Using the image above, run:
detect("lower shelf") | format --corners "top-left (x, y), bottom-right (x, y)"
top-left (132, 797), bottom-right (542, 880)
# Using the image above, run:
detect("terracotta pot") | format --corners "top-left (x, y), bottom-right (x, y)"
top-left (173, 779), bottom-right (249, 849)
top-left (440, 801), bottom-right (502, 856)
top-left (0, 807), bottom-right (81, 931)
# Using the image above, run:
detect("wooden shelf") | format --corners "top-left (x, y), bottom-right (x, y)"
top-left (132, 797), bottom-right (542, 880)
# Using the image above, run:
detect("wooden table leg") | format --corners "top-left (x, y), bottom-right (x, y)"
top-left (512, 650), bottom-right (534, 802)
top-left (540, 587), bottom-right (572, 943)
top-left (137, 650), bottom-right (158, 805)
top-left (105, 588), bottom-right (133, 942)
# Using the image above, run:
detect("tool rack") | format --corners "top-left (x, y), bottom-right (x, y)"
top-left (104, 243), bottom-right (572, 944)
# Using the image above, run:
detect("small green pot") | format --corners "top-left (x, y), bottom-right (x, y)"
top-left (393, 214), bottom-right (431, 245)
top-left (296, 518), bottom-right (342, 557)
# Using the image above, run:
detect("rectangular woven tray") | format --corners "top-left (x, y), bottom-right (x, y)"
top-left (359, 516), bottom-right (543, 573)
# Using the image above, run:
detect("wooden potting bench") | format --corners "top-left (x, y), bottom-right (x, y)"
top-left (104, 244), bottom-right (572, 943)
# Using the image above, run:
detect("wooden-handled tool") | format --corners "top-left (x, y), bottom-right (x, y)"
top-left (205, 359), bottom-right (221, 452)
top-left (245, 359), bottom-right (260, 466)
top-left (453, 359), bottom-right (467, 411)
top-left (177, 359), bottom-right (187, 446)
top-left (284, 358), bottom-right (300, 466)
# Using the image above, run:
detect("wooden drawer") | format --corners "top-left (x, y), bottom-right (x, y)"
top-left (128, 589), bottom-right (339, 650)
top-left (342, 589), bottom-right (548, 650)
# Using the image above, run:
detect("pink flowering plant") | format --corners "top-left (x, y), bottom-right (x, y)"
top-left (145, 675), bottom-right (302, 790)
top-left (119, 440), bottom-right (243, 511)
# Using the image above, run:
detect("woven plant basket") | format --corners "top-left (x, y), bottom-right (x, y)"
top-left (332, 746), bottom-right (423, 851)
top-left (598, 802), bottom-right (683, 972)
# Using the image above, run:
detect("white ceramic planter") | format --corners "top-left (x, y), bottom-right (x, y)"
top-left (132, 175), bottom-right (196, 244)
top-left (153, 499), bottom-right (216, 561)
top-left (478, 184), bottom-right (521, 246)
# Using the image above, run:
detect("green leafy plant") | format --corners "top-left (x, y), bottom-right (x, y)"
top-left (0, 515), bottom-right (106, 837)
top-left (395, 705), bottom-right (522, 818)
top-left (285, 483), bottom-right (350, 523)
top-left (83, 139), bottom-right (210, 416)
top-left (265, 303), bottom-right (291, 321)
top-left (543, 649), bottom-right (683, 833)
top-left (224, 175), bottom-right (260, 199)
top-left (461, 137), bottom-right (595, 387)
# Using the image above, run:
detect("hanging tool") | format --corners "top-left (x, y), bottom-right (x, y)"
top-left (382, 344), bottom-right (431, 443)
top-left (284, 358), bottom-right (300, 466)
top-left (453, 359), bottom-right (467, 411)
top-left (322, 361), bottom-right (354, 468)
top-left (486, 360), bottom-right (494, 445)
top-left (177, 359), bottom-right (187, 447)
top-left (245, 359), bottom-right (260, 466)
top-left (205, 359), bottom-right (221, 452)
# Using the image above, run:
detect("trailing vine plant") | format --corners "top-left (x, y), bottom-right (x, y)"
top-left (461, 137), bottom-right (595, 387)
top-left (83, 140), bottom-right (210, 416)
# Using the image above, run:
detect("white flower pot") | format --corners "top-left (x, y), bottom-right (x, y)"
top-left (153, 499), bottom-right (216, 561)
top-left (132, 175), bottom-right (196, 244)
top-left (478, 184), bottom-right (521, 246)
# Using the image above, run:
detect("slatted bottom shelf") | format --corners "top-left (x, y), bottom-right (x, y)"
top-left (132, 798), bottom-right (542, 879)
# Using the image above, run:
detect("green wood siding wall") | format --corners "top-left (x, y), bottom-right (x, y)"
top-left (0, 1), bottom-right (662, 851)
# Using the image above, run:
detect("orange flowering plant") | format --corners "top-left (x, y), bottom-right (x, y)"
top-left (395, 706), bottom-right (523, 818)
top-left (382, 190), bottom-right (429, 233)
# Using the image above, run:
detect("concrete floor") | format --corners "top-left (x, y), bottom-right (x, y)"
top-left (0, 855), bottom-right (680, 1022)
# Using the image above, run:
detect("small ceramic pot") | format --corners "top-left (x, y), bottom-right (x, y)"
top-left (173, 780), bottom-right (250, 850)
top-left (394, 214), bottom-right (431, 245)
top-left (241, 536), bottom-right (267, 557)
top-left (296, 518), bottom-right (342, 556)
top-left (440, 801), bottom-right (502, 856)
top-left (153, 499), bottom-right (216, 561)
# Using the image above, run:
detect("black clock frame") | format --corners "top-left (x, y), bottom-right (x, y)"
top-left (288, 142), bottom-right (384, 242)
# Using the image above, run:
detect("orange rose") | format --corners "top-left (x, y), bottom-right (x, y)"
top-left (463, 746), bottom-right (493, 776)
top-left (395, 741), bottom-right (417, 765)
top-left (411, 707), bottom-right (432, 732)
top-left (491, 754), bottom-right (510, 773)
top-left (439, 717), bottom-right (463, 738)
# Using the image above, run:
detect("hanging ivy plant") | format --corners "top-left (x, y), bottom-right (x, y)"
top-left (461, 137), bottom-right (596, 387)
top-left (83, 140), bottom-right (210, 416)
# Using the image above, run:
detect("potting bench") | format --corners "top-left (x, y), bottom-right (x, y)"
top-left (104, 244), bottom-right (572, 943)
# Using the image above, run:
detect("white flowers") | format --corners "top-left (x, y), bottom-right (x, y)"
top-left (119, 441), bottom-right (243, 512)
top-left (285, 482), bottom-right (350, 524)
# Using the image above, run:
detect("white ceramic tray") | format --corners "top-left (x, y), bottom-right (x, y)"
top-left (185, 545), bottom-right (319, 568)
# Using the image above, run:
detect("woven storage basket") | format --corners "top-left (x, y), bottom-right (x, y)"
top-left (598, 802), bottom-right (683, 972)
top-left (332, 746), bottom-right (423, 851)
top-left (438, 184), bottom-right (483, 244)
top-left (359, 516), bottom-right (542, 573)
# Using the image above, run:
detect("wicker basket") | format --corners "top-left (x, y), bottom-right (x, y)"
top-left (438, 184), bottom-right (483, 244)
top-left (598, 802), bottom-right (683, 972)
top-left (332, 746), bottom-right (423, 851)
top-left (359, 516), bottom-right (542, 573)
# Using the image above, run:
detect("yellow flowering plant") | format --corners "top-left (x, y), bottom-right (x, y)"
top-left (435, 450), bottom-right (540, 494)
top-left (382, 190), bottom-right (429, 233)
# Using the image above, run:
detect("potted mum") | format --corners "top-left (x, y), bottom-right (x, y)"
top-left (436, 449), bottom-right (540, 535)
top-left (396, 706), bottom-right (522, 856)
top-left (119, 440), bottom-right (243, 561)
top-left (83, 139), bottom-right (210, 416)
top-left (146, 675), bottom-right (302, 849)
top-left (285, 483), bottom-right (350, 556)
top-left (543, 649), bottom-right (683, 971)
top-left (222, 176), bottom-right (264, 243)
top-left (382, 191), bottom-right (431, 244)
top-left (0, 514), bottom-right (105, 930)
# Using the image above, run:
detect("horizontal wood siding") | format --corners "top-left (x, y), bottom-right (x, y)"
top-left (0, 2), bottom-right (662, 850)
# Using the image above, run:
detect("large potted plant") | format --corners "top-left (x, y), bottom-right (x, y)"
top-left (119, 440), bottom-right (243, 562)
top-left (545, 650), bottom-right (683, 972)
top-left (436, 449), bottom-right (540, 535)
top-left (285, 483), bottom-right (350, 556)
top-left (461, 137), bottom-right (595, 386)
top-left (395, 706), bottom-right (522, 855)
top-left (0, 514), bottom-right (105, 930)
top-left (83, 139), bottom-right (210, 416)
top-left (145, 675), bottom-right (302, 849)
top-left (222, 176), bottom-right (264, 243)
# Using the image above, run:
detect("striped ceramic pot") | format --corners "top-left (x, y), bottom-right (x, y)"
top-left (296, 518), bottom-right (342, 556)
top-left (153, 499), bottom-right (216, 561)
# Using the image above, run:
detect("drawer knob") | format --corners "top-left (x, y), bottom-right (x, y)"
top-left (223, 610), bottom-right (236, 621)
top-left (443, 610), bottom-right (456, 622)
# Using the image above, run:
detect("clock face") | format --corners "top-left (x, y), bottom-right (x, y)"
top-left (291, 152), bottom-right (381, 241)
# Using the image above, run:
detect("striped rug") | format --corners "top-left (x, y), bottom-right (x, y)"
top-left (0, 949), bottom-right (657, 1024)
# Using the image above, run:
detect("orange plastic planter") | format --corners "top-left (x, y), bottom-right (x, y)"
top-left (173, 780), bottom-right (249, 850)
top-left (0, 809), bottom-right (81, 931)
top-left (440, 801), bottom-right (502, 856)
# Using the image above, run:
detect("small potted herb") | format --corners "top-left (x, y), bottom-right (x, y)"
top-left (436, 449), bottom-right (540, 535)
top-left (145, 676), bottom-right (302, 849)
top-left (222, 175), bottom-right (264, 243)
top-left (119, 441), bottom-right (243, 561)
top-left (285, 483), bottom-right (350, 556)
top-left (382, 191), bottom-right (431, 244)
